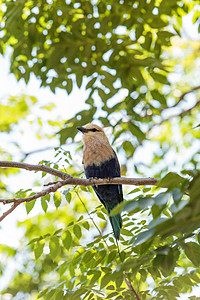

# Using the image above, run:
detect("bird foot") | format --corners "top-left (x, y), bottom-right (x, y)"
top-left (106, 177), bottom-right (111, 183)
top-left (88, 177), bottom-right (98, 186)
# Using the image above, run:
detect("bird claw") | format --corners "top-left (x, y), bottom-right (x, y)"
top-left (106, 177), bottom-right (111, 183)
top-left (89, 177), bottom-right (98, 186)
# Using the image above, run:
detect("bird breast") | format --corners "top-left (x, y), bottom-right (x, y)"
top-left (83, 139), bottom-right (114, 167)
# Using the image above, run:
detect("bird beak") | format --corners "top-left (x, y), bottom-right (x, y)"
top-left (77, 126), bottom-right (88, 133)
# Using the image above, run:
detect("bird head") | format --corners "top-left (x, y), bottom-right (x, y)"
top-left (77, 123), bottom-right (108, 144)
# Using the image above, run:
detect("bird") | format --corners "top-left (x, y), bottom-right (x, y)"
top-left (77, 123), bottom-right (123, 240)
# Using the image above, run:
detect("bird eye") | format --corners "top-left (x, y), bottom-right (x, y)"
top-left (91, 128), bottom-right (98, 132)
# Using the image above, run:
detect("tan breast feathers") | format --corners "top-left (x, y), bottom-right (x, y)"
top-left (83, 137), bottom-right (114, 167)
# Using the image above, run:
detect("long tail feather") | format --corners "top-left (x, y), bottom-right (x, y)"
top-left (109, 214), bottom-right (122, 240)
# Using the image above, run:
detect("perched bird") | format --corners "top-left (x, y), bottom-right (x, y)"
top-left (77, 123), bottom-right (123, 240)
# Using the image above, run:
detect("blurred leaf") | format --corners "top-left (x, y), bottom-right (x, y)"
top-left (34, 241), bottom-right (44, 259)
top-left (172, 188), bottom-right (183, 203)
top-left (158, 172), bottom-right (186, 189)
top-left (49, 236), bottom-right (60, 260)
top-left (41, 197), bottom-right (48, 213)
top-left (182, 242), bottom-right (200, 267)
top-left (54, 191), bottom-right (61, 208)
top-left (62, 230), bottom-right (72, 250)
top-left (73, 224), bottom-right (82, 239)
top-left (63, 190), bottom-right (72, 203)
top-left (133, 229), bottom-right (155, 247)
top-left (154, 193), bottom-right (170, 207)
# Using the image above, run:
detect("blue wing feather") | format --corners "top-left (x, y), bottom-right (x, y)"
top-left (84, 150), bottom-right (123, 240)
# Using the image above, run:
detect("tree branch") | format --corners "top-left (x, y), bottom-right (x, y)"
top-left (0, 161), bottom-right (159, 187)
top-left (0, 160), bottom-right (159, 222)
top-left (0, 161), bottom-right (71, 180)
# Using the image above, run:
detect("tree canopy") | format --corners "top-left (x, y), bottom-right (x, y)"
top-left (0, 0), bottom-right (200, 299)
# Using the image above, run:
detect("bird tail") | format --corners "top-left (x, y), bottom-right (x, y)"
top-left (109, 214), bottom-right (122, 241)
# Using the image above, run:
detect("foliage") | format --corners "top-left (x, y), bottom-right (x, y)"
top-left (2, 172), bottom-right (200, 299)
top-left (0, 0), bottom-right (200, 299)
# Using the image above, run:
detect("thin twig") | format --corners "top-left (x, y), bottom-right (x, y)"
top-left (124, 274), bottom-right (141, 300)
top-left (24, 147), bottom-right (56, 159)
top-left (0, 181), bottom-right (64, 204)
top-left (0, 203), bottom-right (21, 222)
top-left (170, 85), bottom-right (200, 109)
top-left (74, 188), bottom-right (109, 250)
top-left (148, 99), bottom-right (200, 134)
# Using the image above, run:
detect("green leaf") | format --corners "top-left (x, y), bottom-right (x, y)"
top-left (86, 76), bottom-right (97, 89)
top-left (41, 197), bottom-right (48, 213)
top-left (128, 188), bottom-right (141, 194)
top-left (172, 188), bottom-right (183, 203)
top-left (73, 224), bottom-right (82, 239)
top-left (158, 172), bottom-right (186, 189)
top-left (53, 228), bottom-right (62, 235)
top-left (53, 191), bottom-right (61, 208)
top-left (189, 176), bottom-right (200, 201)
top-left (107, 250), bottom-right (117, 263)
top-left (34, 241), bottom-right (44, 259)
top-left (100, 273), bottom-right (112, 289)
top-left (151, 204), bottom-right (163, 219)
top-left (110, 202), bottom-right (126, 215)
top-left (82, 250), bottom-right (95, 264)
top-left (97, 211), bottom-right (106, 220)
top-left (121, 228), bottom-right (133, 237)
top-left (183, 242), bottom-right (200, 267)
top-left (62, 230), bottom-right (72, 250)
top-left (25, 199), bottom-right (36, 214)
top-left (151, 89), bottom-right (167, 106)
top-left (82, 221), bottom-right (90, 230)
top-left (142, 32), bottom-right (152, 50)
top-left (192, 10), bottom-right (200, 24)
top-left (197, 232), bottom-right (200, 244)
top-left (153, 248), bottom-right (180, 277)
top-left (66, 78), bottom-right (73, 94)
top-left (132, 229), bottom-right (155, 247)
top-left (90, 271), bottom-right (101, 285)
top-left (154, 193), bottom-right (170, 207)
top-left (138, 197), bottom-right (154, 209)
top-left (150, 71), bottom-right (168, 84)
top-left (38, 287), bottom-right (49, 299)
top-left (49, 236), bottom-right (60, 260)
top-left (64, 190), bottom-right (71, 203)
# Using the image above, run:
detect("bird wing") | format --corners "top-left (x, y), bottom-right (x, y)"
top-left (85, 150), bottom-right (123, 204)
top-left (112, 149), bottom-right (121, 176)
